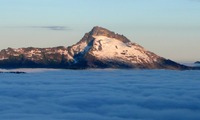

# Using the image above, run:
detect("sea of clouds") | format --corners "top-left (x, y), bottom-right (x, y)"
top-left (0, 69), bottom-right (200, 120)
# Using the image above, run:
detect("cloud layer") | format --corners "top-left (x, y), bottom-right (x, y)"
top-left (0, 69), bottom-right (200, 120)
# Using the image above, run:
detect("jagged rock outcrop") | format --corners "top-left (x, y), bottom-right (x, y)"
top-left (0, 46), bottom-right (72, 68)
top-left (0, 26), bottom-right (193, 70)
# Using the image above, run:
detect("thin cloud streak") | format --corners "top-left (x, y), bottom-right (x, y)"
top-left (1, 26), bottom-right (71, 31)
top-left (27, 26), bottom-right (71, 31)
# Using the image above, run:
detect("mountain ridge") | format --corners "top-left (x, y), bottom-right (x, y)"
top-left (0, 26), bottom-right (196, 70)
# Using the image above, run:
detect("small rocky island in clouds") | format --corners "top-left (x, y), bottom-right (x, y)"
top-left (0, 26), bottom-right (197, 70)
top-left (195, 61), bottom-right (200, 64)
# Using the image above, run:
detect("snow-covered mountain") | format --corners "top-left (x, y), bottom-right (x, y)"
top-left (0, 26), bottom-right (192, 70)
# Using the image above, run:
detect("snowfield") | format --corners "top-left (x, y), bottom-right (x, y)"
top-left (92, 36), bottom-right (153, 63)
top-left (0, 69), bottom-right (200, 120)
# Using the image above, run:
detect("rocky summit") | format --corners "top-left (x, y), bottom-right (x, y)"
top-left (0, 26), bottom-right (193, 70)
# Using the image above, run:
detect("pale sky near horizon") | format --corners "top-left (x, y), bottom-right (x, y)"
top-left (0, 0), bottom-right (199, 62)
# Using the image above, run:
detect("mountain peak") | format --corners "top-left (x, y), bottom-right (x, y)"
top-left (90, 26), bottom-right (131, 43)
top-left (89, 26), bottom-right (110, 36)
top-left (0, 26), bottom-right (194, 70)
top-left (79, 26), bottom-right (131, 44)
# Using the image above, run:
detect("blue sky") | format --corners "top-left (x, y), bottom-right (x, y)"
top-left (0, 0), bottom-right (200, 62)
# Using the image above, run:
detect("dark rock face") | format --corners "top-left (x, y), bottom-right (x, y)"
top-left (195, 61), bottom-right (200, 64)
top-left (83, 53), bottom-right (190, 70)
top-left (0, 26), bottom-right (193, 70)
top-left (156, 58), bottom-right (192, 70)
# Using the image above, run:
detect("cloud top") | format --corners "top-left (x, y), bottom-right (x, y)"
top-left (0, 69), bottom-right (200, 120)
